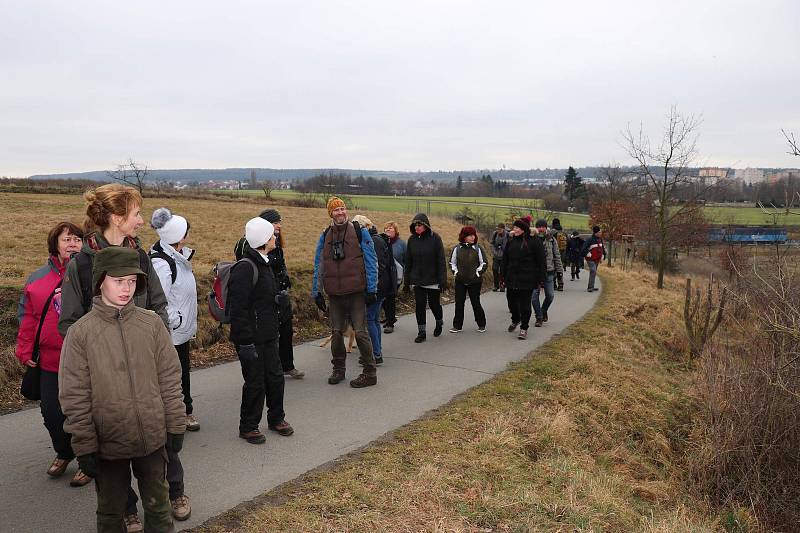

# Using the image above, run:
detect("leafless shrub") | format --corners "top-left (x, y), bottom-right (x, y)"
top-left (689, 259), bottom-right (800, 529)
top-left (683, 277), bottom-right (726, 361)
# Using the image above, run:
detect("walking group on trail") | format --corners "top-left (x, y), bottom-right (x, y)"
top-left (14, 184), bottom-right (605, 532)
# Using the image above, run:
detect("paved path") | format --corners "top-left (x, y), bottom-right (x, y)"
top-left (0, 279), bottom-right (600, 532)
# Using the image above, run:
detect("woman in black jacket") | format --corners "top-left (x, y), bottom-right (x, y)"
top-left (403, 213), bottom-right (447, 343)
top-left (229, 217), bottom-right (293, 444)
top-left (502, 218), bottom-right (546, 340)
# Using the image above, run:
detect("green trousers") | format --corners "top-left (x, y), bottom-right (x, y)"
top-left (95, 447), bottom-right (174, 533)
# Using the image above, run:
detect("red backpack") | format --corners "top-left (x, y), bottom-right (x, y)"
top-left (208, 258), bottom-right (258, 323)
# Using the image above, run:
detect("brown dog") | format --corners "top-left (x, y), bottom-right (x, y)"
top-left (319, 325), bottom-right (356, 353)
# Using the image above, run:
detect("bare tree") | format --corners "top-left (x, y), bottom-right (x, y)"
top-left (107, 158), bottom-right (149, 195)
top-left (623, 107), bottom-right (710, 289)
top-left (262, 179), bottom-right (274, 200)
top-left (782, 129), bottom-right (800, 157)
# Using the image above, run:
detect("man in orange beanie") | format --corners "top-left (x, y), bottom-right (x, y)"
top-left (326, 196), bottom-right (346, 218)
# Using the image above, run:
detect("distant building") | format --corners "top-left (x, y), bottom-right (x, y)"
top-left (698, 167), bottom-right (730, 186)
top-left (734, 167), bottom-right (765, 182)
top-left (765, 169), bottom-right (800, 183)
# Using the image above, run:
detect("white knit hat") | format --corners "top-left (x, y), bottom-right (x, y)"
top-left (245, 217), bottom-right (275, 249)
top-left (150, 208), bottom-right (188, 245)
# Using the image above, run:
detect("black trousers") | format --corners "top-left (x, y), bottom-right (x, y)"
top-left (492, 257), bottom-right (504, 289)
top-left (382, 294), bottom-right (397, 326)
top-left (40, 370), bottom-right (74, 460)
top-left (238, 339), bottom-right (285, 432)
top-left (278, 306), bottom-right (295, 372)
top-left (414, 286), bottom-right (443, 326)
top-left (506, 288), bottom-right (534, 330)
top-left (175, 342), bottom-right (192, 415)
top-left (453, 280), bottom-right (486, 330)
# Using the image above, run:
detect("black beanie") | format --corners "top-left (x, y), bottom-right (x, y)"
top-left (259, 209), bottom-right (281, 223)
top-left (513, 218), bottom-right (530, 233)
top-left (535, 218), bottom-right (548, 229)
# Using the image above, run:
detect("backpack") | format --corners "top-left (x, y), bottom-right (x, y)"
top-left (207, 258), bottom-right (259, 323)
top-left (75, 248), bottom-right (151, 313)
top-left (149, 241), bottom-right (177, 284)
top-left (555, 231), bottom-right (568, 252)
top-left (322, 220), bottom-right (363, 245)
top-left (394, 259), bottom-right (403, 285)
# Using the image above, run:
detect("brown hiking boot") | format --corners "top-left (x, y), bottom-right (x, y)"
top-left (124, 513), bottom-right (143, 533)
top-left (239, 430), bottom-right (267, 444)
top-left (350, 373), bottom-right (377, 388)
top-left (328, 369), bottom-right (346, 384)
top-left (268, 420), bottom-right (294, 436)
top-left (170, 494), bottom-right (191, 521)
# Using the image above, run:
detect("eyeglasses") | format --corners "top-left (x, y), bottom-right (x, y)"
top-left (60, 236), bottom-right (82, 244)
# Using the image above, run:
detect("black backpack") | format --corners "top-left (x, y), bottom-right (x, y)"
top-left (149, 241), bottom-right (177, 285)
top-left (322, 220), bottom-right (363, 245)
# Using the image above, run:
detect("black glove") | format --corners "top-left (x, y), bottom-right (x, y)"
top-left (274, 290), bottom-right (289, 306)
top-left (237, 344), bottom-right (258, 362)
top-left (166, 432), bottom-right (184, 454)
top-left (314, 294), bottom-right (327, 312)
top-left (365, 292), bottom-right (377, 305)
top-left (77, 453), bottom-right (98, 478)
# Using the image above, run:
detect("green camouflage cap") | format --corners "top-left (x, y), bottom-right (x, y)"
top-left (92, 247), bottom-right (147, 296)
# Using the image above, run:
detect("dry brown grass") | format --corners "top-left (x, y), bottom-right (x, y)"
top-left (193, 267), bottom-right (736, 533)
top-left (0, 192), bottom-right (465, 409)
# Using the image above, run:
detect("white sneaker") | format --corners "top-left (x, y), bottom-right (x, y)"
top-left (477, 327), bottom-right (486, 333)
top-left (449, 328), bottom-right (462, 333)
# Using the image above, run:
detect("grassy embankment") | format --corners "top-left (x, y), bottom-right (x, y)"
top-left (194, 267), bottom-right (744, 533)
top-left (0, 192), bottom-right (465, 411)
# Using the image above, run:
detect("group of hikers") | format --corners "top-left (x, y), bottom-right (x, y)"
top-left (15, 184), bottom-right (605, 532)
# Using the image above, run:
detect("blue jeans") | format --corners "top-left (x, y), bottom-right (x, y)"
top-left (532, 272), bottom-right (555, 320)
top-left (366, 297), bottom-right (385, 356)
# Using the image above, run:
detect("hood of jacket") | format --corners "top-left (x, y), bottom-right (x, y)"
top-left (409, 213), bottom-right (432, 235)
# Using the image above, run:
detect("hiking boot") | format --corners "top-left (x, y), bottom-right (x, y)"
top-left (507, 322), bottom-right (519, 332)
top-left (433, 320), bottom-right (444, 337)
top-left (374, 355), bottom-right (384, 365)
top-left (239, 430), bottom-right (266, 444)
top-left (518, 329), bottom-right (528, 340)
top-left (171, 495), bottom-right (191, 521)
top-left (69, 469), bottom-right (92, 487)
top-left (383, 325), bottom-right (394, 334)
top-left (186, 414), bottom-right (200, 432)
top-left (535, 319), bottom-right (543, 327)
top-left (124, 513), bottom-right (144, 533)
top-left (328, 369), bottom-right (346, 384)
top-left (268, 420), bottom-right (294, 436)
top-left (542, 312), bottom-right (548, 322)
top-left (588, 288), bottom-right (594, 293)
top-left (414, 331), bottom-right (426, 343)
top-left (47, 456), bottom-right (70, 478)
top-left (449, 327), bottom-right (462, 333)
top-left (350, 373), bottom-right (377, 388)
top-left (284, 368), bottom-right (305, 379)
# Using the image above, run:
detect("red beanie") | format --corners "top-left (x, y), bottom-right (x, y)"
top-left (458, 225), bottom-right (478, 243)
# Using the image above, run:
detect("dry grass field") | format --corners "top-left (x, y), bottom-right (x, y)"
top-left (0, 192), bottom-right (465, 410)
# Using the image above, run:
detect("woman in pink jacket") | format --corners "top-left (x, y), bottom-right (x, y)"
top-left (15, 221), bottom-right (90, 486)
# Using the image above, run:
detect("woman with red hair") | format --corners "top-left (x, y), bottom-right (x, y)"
top-left (448, 226), bottom-right (488, 333)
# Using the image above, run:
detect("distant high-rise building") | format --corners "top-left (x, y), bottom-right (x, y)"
top-left (734, 168), bottom-right (765, 182)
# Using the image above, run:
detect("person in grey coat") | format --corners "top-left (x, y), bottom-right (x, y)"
top-left (489, 223), bottom-right (508, 291)
top-left (531, 219), bottom-right (563, 327)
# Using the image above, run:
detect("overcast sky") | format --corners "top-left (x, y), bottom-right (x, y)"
top-left (2, 0), bottom-right (798, 176)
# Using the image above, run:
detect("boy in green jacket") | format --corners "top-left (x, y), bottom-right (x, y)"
top-left (60, 247), bottom-right (186, 533)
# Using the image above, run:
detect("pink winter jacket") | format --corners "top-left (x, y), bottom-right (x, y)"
top-left (16, 256), bottom-right (68, 373)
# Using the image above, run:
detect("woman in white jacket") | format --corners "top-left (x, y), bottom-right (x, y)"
top-left (150, 208), bottom-right (199, 432)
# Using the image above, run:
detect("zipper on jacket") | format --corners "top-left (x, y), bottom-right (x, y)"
top-left (117, 309), bottom-right (148, 456)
